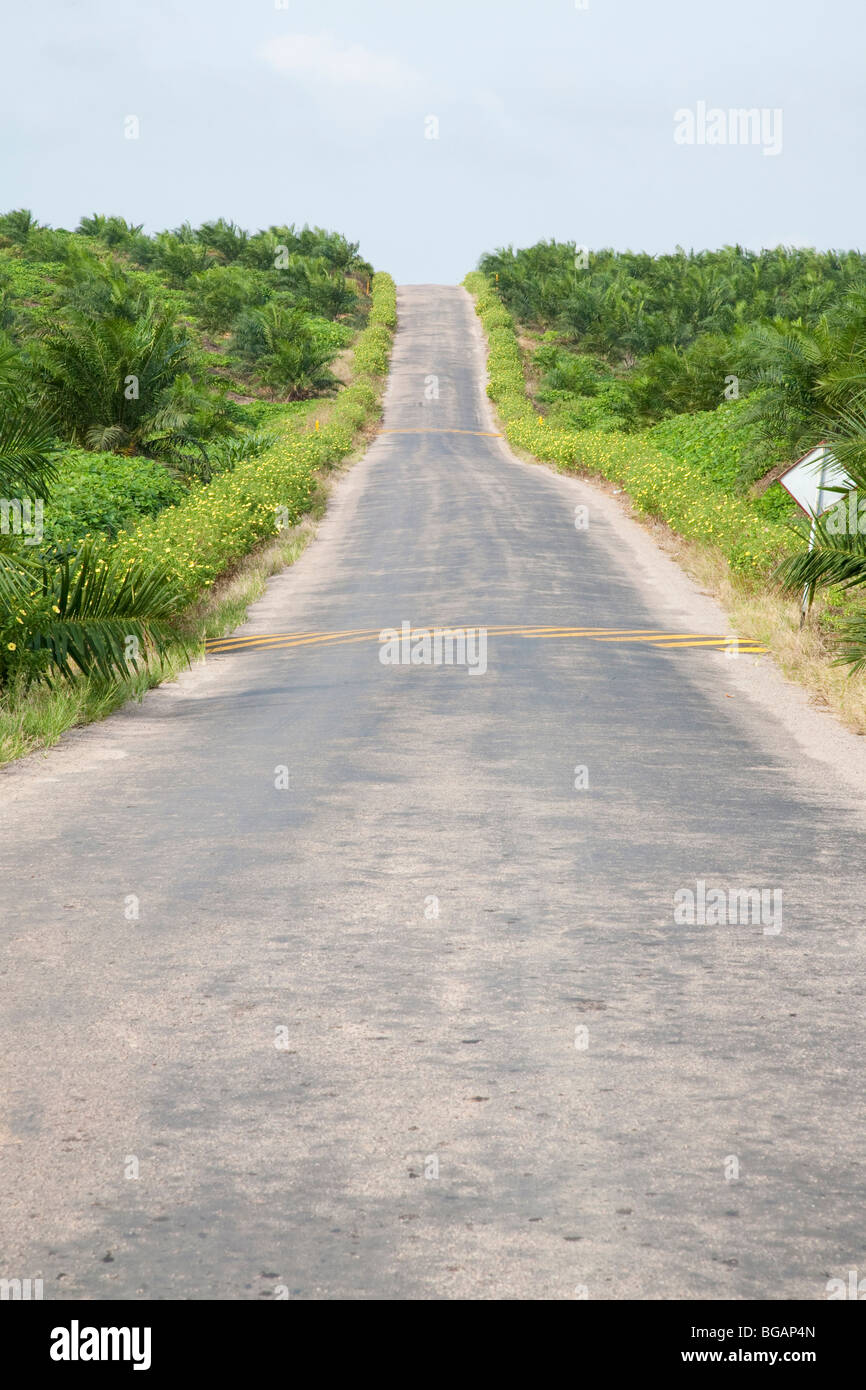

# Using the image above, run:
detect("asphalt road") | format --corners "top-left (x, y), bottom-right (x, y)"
top-left (1, 286), bottom-right (865, 1301)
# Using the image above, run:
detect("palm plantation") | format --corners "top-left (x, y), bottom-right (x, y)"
top-left (0, 209), bottom-right (376, 701)
top-left (481, 240), bottom-right (866, 664)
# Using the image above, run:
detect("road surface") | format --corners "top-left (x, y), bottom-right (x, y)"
top-left (2, 286), bottom-right (865, 1300)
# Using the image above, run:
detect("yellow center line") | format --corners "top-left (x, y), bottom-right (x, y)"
top-left (207, 636), bottom-right (332, 650)
top-left (206, 625), bottom-right (560, 650)
top-left (217, 632), bottom-right (387, 653)
top-left (526, 629), bottom-right (673, 640)
top-left (205, 625), bottom-right (596, 652)
top-left (655, 639), bottom-right (767, 650)
top-left (207, 627), bottom-right (677, 653)
top-left (206, 628), bottom-right (376, 650)
top-left (213, 630), bottom-right (485, 653)
top-left (205, 625), bottom-right (703, 649)
top-left (590, 633), bottom-right (729, 643)
top-left (205, 626), bottom-right (767, 655)
top-left (206, 632), bottom-right (329, 650)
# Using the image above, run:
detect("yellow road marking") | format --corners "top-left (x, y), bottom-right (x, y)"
top-left (210, 632), bottom-right (387, 654)
top-left (207, 624), bottom-right (555, 650)
top-left (208, 626), bottom-right (666, 652)
top-left (206, 625), bottom-right (767, 656)
top-left (654, 640), bottom-right (767, 651)
top-left (591, 633), bottom-right (726, 643)
top-left (206, 625), bottom-right (598, 651)
top-left (205, 630), bottom-right (328, 648)
top-left (206, 628), bottom-right (376, 651)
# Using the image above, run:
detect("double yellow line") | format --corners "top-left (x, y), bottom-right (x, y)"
top-left (205, 625), bottom-right (767, 657)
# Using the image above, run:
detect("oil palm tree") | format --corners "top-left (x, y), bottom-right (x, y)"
top-left (0, 539), bottom-right (188, 686)
top-left (0, 342), bottom-right (186, 688)
top-left (234, 304), bottom-right (337, 397)
top-left (0, 339), bottom-right (57, 496)
top-left (0, 208), bottom-right (41, 245)
top-left (31, 297), bottom-right (194, 450)
top-left (195, 218), bottom-right (248, 264)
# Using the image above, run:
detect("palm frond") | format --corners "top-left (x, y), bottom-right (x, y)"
top-left (2, 542), bottom-right (189, 686)
top-left (0, 396), bottom-right (58, 497)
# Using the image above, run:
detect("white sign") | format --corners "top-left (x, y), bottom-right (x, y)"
top-left (778, 445), bottom-right (853, 518)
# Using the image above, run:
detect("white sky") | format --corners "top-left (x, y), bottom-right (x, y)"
top-left (2, 0), bottom-right (863, 282)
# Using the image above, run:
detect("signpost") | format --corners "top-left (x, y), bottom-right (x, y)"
top-left (778, 444), bottom-right (853, 623)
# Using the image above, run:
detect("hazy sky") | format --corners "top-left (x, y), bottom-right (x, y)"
top-left (2, 0), bottom-right (863, 282)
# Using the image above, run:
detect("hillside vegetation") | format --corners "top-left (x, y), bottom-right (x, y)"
top-left (0, 207), bottom-right (395, 758)
top-left (468, 243), bottom-right (866, 674)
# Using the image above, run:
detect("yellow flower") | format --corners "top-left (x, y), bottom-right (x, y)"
top-left (7, 643), bottom-right (16, 651)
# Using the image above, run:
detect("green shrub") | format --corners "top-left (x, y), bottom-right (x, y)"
top-left (151, 232), bottom-right (213, 286)
top-left (39, 447), bottom-right (183, 550)
top-left (190, 265), bottom-right (271, 332)
top-left (306, 315), bottom-right (354, 355)
top-left (20, 228), bottom-right (74, 264)
top-left (549, 385), bottom-right (637, 433)
top-left (352, 322), bottom-right (391, 375)
top-left (647, 399), bottom-right (795, 519)
top-left (232, 309), bottom-right (351, 368)
top-left (370, 275), bottom-right (397, 328)
top-left (0, 255), bottom-right (63, 318)
top-left (535, 345), bottom-right (608, 399)
top-left (231, 305), bottom-right (337, 396)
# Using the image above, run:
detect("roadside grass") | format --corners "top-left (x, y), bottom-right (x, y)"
top-left (669, 536), bottom-right (866, 733)
top-left (623, 507), bottom-right (866, 733)
top-left (1, 521), bottom-right (320, 767)
top-left (0, 435), bottom-right (371, 768)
